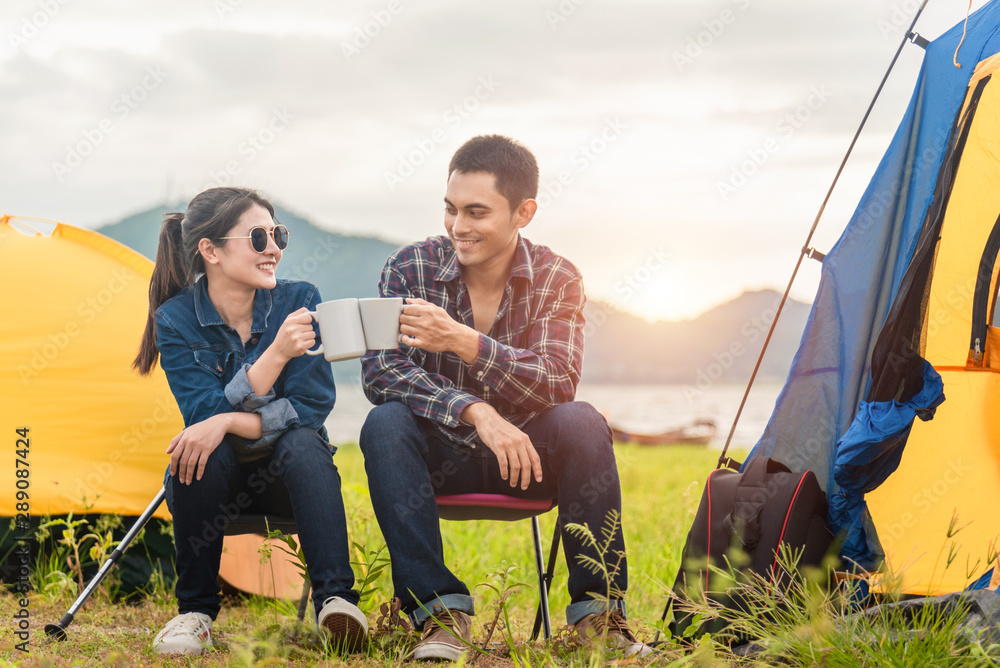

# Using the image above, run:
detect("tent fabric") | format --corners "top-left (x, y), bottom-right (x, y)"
top-left (750, 1), bottom-right (1000, 490)
top-left (0, 216), bottom-right (181, 519)
top-left (828, 360), bottom-right (944, 569)
top-left (749, 2), bottom-right (1000, 594)
top-left (864, 65), bottom-right (1000, 594)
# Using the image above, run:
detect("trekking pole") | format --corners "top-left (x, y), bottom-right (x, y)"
top-left (44, 487), bottom-right (166, 640)
top-left (716, 0), bottom-right (931, 472)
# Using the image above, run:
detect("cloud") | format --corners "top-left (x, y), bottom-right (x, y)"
top-left (0, 0), bottom-right (989, 319)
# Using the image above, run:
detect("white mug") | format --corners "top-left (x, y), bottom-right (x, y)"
top-left (359, 297), bottom-right (404, 350)
top-left (305, 298), bottom-right (366, 362)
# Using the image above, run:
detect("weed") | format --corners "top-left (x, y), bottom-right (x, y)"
top-left (474, 560), bottom-right (529, 657)
top-left (373, 596), bottom-right (417, 658)
top-left (352, 541), bottom-right (390, 613)
top-left (563, 511), bottom-right (627, 658)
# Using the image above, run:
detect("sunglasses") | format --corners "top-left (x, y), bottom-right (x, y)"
top-left (219, 224), bottom-right (289, 253)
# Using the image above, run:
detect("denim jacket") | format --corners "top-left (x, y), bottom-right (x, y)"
top-left (155, 276), bottom-right (336, 456)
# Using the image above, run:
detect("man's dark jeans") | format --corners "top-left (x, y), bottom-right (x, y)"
top-left (359, 401), bottom-right (628, 626)
top-left (165, 427), bottom-right (359, 619)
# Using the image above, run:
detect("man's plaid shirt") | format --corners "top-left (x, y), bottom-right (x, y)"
top-left (361, 234), bottom-right (586, 447)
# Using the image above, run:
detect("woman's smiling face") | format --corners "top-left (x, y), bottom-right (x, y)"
top-left (209, 204), bottom-right (283, 291)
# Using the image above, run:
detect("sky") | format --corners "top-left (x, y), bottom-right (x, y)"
top-left (0, 0), bottom-right (991, 321)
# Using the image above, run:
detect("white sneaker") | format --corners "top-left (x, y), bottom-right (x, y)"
top-left (317, 596), bottom-right (368, 652)
top-left (153, 612), bottom-right (213, 655)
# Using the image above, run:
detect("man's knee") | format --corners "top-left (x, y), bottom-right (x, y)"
top-left (360, 401), bottom-right (420, 457)
top-left (546, 402), bottom-right (613, 456)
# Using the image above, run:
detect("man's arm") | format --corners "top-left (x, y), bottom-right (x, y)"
top-left (399, 260), bottom-right (585, 413)
top-left (361, 258), bottom-right (483, 428)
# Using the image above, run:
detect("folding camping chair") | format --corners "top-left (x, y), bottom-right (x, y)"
top-left (45, 489), bottom-right (312, 639)
top-left (435, 493), bottom-right (562, 640)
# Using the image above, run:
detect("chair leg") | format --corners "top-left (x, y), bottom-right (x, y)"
top-left (531, 515), bottom-right (562, 641)
top-left (297, 580), bottom-right (311, 622)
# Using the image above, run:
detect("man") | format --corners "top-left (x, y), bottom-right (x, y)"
top-left (360, 135), bottom-right (651, 661)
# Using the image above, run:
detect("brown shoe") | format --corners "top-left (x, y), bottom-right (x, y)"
top-left (572, 609), bottom-right (653, 658)
top-left (413, 605), bottom-right (472, 661)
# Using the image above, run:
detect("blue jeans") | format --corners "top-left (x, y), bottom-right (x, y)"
top-left (359, 401), bottom-right (628, 626)
top-left (165, 427), bottom-right (359, 619)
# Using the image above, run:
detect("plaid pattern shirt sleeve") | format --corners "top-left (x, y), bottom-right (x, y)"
top-left (361, 251), bottom-right (483, 428)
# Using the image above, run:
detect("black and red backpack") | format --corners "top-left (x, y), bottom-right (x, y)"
top-left (665, 457), bottom-right (835, 644)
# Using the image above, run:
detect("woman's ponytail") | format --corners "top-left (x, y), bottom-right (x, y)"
top-left (133, 213), bottom-right (191, 375)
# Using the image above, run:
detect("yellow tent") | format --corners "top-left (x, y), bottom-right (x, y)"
top-left (0, 215), bottom-right (180, 519)
top-left (1, 214), bottom-right (304, 598)
top-left (867, 56), bottom-right (1000, 594)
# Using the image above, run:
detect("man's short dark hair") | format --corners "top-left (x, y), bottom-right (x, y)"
top-left (448, 135), bottom-right (539, 211)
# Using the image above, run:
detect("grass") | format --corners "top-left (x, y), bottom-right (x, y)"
top-left (3, 443), bottom-right (1000, 666)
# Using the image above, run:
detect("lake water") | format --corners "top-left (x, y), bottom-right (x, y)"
top-left (325, 381), bottom-right (784, 452)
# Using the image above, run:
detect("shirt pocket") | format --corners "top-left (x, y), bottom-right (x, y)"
top-left (193, 349), bottom-right (232, 378)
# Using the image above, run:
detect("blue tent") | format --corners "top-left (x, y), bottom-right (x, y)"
top-left (749, 2), bottom-right (1000, 582)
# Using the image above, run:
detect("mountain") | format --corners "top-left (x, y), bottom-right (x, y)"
top-left (98, 202), bottom-right (402, 302)
top-left (97, 202), bottom-right (810, 385)
top-left (580, 290), bottom-right (810, 386)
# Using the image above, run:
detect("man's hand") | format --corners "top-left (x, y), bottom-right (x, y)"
top-left (166, 414), bottom-right (230, 485)
top-left (461, 402), bottom-right (543, 490)
top-left (400, 298), bottom-right (479, 363)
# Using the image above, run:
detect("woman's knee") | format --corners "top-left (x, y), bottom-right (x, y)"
top-left (271, 428), bottom-right (333, 471)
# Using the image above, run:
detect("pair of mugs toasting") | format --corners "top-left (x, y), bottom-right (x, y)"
top-left (307, 297), bottom-right (403, 361)
top-left (218, 219), bottom-right (405, 361)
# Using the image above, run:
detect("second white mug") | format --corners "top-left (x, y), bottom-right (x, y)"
top-left (359, 297), bottom-right (404, 350)
top-left (305, 298), bottom-right (367, 362)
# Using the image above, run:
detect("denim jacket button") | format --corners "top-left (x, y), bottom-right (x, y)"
top-left (251, 337), bottom-right (258, 344)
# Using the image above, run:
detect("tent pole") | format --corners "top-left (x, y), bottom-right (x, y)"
top-left (717, 0), bottom-right (931, 470)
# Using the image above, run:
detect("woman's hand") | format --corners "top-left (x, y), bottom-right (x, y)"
top-left (167, 414), bottom-right (231, 485)
top-left (270, 307), bottom-right (317, 361)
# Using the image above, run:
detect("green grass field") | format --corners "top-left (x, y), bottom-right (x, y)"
top-left (3, 443), bottom-right (1000, 666)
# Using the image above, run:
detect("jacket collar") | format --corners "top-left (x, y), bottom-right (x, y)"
top-left (192, 275), bottom-right (272, 334)
top-left (434, 235), bottom-right (534, 285)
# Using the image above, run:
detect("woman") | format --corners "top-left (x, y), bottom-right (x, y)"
top-left (134, 187), bottom-right (365, 655)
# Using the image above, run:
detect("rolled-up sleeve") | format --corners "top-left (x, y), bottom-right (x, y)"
top-left (222, 363), bottom-right (302, 449)
top-left (225, 363), bottom-right (276, 409)
top-left (251, 398), bottom-right (300, 448)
